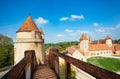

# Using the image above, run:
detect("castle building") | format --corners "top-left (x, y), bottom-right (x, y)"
top-left (79, 34), bottom-right (114, 57)
top-left (67, 34), bottom-right (120, 79)
top-left (14, 16), bottom-right (44, 64)
top-left (67, 34), bottom-right (120, 59)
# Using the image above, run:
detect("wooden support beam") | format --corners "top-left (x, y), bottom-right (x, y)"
top-left (65, 61), bottom-right (70, 79)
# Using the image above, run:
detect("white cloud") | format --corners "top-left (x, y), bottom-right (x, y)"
top-left (116, 24), bottom-right (120, 28)
top-left (65, 29), bottom-right (74, 32)
top-left (108, 27), bottom-right (116, 30)
top-left (96, 29), bottom-right (105, 32)
top-left (103, 32), bottom-right (110, 35)
top-left (56, 34), bottom-right (64, 37)
top-left (68, 30), bottom-right (93, 37)
top-left (71, 14), bottom-right (84, 20)
top-left (59, 14), bottom-right (84, 21)
top-left (60, 17), bottom-right (69, 21)
top-left (93, 22), bottom-right (99, 27)
top-left (35, 17), bottom-right (48, 26)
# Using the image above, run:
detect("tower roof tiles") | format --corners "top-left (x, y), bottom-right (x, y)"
top-left (105, 36), bottom-right (111, 40)
top-left (79, 34), bottom-right (88, 41)
top-left (39, 28), bottom-right (44, 35)
top-left (17, 16), bottom-right (39, 32)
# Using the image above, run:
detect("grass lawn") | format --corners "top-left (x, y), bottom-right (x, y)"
top-left (87, 56), bottom-right (120, 72)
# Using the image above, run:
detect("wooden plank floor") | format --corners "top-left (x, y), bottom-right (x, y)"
top-left (33, 65), bottom-right (57, 79)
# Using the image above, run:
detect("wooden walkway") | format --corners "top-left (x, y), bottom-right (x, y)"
top-left (33, 65), bottom-right (57, 79)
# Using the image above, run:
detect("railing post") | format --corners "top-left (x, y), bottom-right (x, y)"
top-left (31, 50), bottom-right (37, 72)
top-left (48, 49), bottom-right (60, 79)
top-left (25, 50), bottom-right (37, 79)
top-left (24, 50), bottom-right (32, 79)
top-left (1, 50), bottom-right (38, 79)
top-left (54, 54), bottom-right (59, 79)
top-left (65, 61), bottom-right (71, 79)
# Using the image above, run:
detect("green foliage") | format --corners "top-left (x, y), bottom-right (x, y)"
top-left (87, 56), bottom-right (120, 72)
top-left (60, 63), bottom-right (76, 79)
top-left (0, 34), bottom-right (14, 68)
top-left (114, 39), bottom-right (120, 44)
top-left (60, 64), bottom-right (65, 79)
top-left (70, 67), bottom-right (77, 79)
top-left (0, 34), bottom-right (13, 47)
top-left (44, 41), bottom-right (78, 52)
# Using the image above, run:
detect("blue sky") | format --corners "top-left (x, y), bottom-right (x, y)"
top-left (0, 0), bottom-right (120, 43)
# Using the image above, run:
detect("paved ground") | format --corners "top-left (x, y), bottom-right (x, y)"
top-left (33, 65), bottom-right (57, 79)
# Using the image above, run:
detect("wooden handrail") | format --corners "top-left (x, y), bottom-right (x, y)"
top-left (49, 48), bottom-right (120, 79)
top-left (1, 50), bottom-right (37, 79)
top-left (48, 49), bottom-right (60, 79)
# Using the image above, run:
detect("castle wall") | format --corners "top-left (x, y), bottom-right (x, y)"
top-left (14, 31), bottom-right (44, 65)
top-left (79, 40), bottom-right (89, 52)
top-left (17, 32), bottom-right (32, 38)
top-left (115, 51), bottom-right (120, 55)
top-left (72, 50), bottom-right (86, 62)
top-left (14, 43), bottom-right (29, 64)
top-left (106, 39), bottom-right (112, 47)
top-left (87, 50), bottom-right (113, 58)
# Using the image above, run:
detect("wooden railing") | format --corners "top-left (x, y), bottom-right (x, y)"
top-left (48, 48), bottom-right (120, 79)
top-left (2, 49), bottom-right (120, 79)
top-left (1, 50), bottom-right (37, 79)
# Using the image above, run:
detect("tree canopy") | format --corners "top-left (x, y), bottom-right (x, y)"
top-left (0, 34), bottom-right (14, 68)
top-left (44, 41), bottom-right (78, 52)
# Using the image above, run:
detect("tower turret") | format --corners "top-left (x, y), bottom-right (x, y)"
top-left (79, 34), bottom-right (89, 52)
top-left (14, 16), bottom-right (44, 64)
top-left (39, 28), bottom-right (44, 39)
top-left (105, 36), bottom-right (112, 47)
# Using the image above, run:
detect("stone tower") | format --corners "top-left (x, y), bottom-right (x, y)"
top-left (105, 36), bottom-right (112, 47)
top-left (79, 34), bottom-right (89, 53)
top-left (14, 16), bottom-right (44, 64)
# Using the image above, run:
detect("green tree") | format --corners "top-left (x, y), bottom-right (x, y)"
top-left (0, 34), bottom-right (14, 68)
top-left (44, 41), bottom-right (78, 52)
top-left (60, 63), bottom-right (76, 79)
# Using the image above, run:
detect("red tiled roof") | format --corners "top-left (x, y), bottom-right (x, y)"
top-left (17, 16), bottom-right (39, 32)
top-left (105, 36), bottom-right (111, 40)
top-left (114, 45), bottom-right (120, 51)
top-left (77, 48), bottom-right (83, 54)
top-left (67, 46), bottom-right (83, 55)
top-left (79, 34), bottom-right (88, 41)
top-left (39, 28), bottom-right (44, 34)
top-left (88, 44), bottom-right (113, 51)
top-left (97, 39), bottom-right (106, 44)
top-left (67, 46), bottom-right (76, 54)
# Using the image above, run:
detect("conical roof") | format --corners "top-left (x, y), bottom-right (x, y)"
top-left (105, 36), bottom-right (111, 40)
top-left (79, 34), bottom-right (88, 41)
top-left (17, 16), bottom-right (39, 32)
top-left (39, 28), bottom-right (44, 35)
